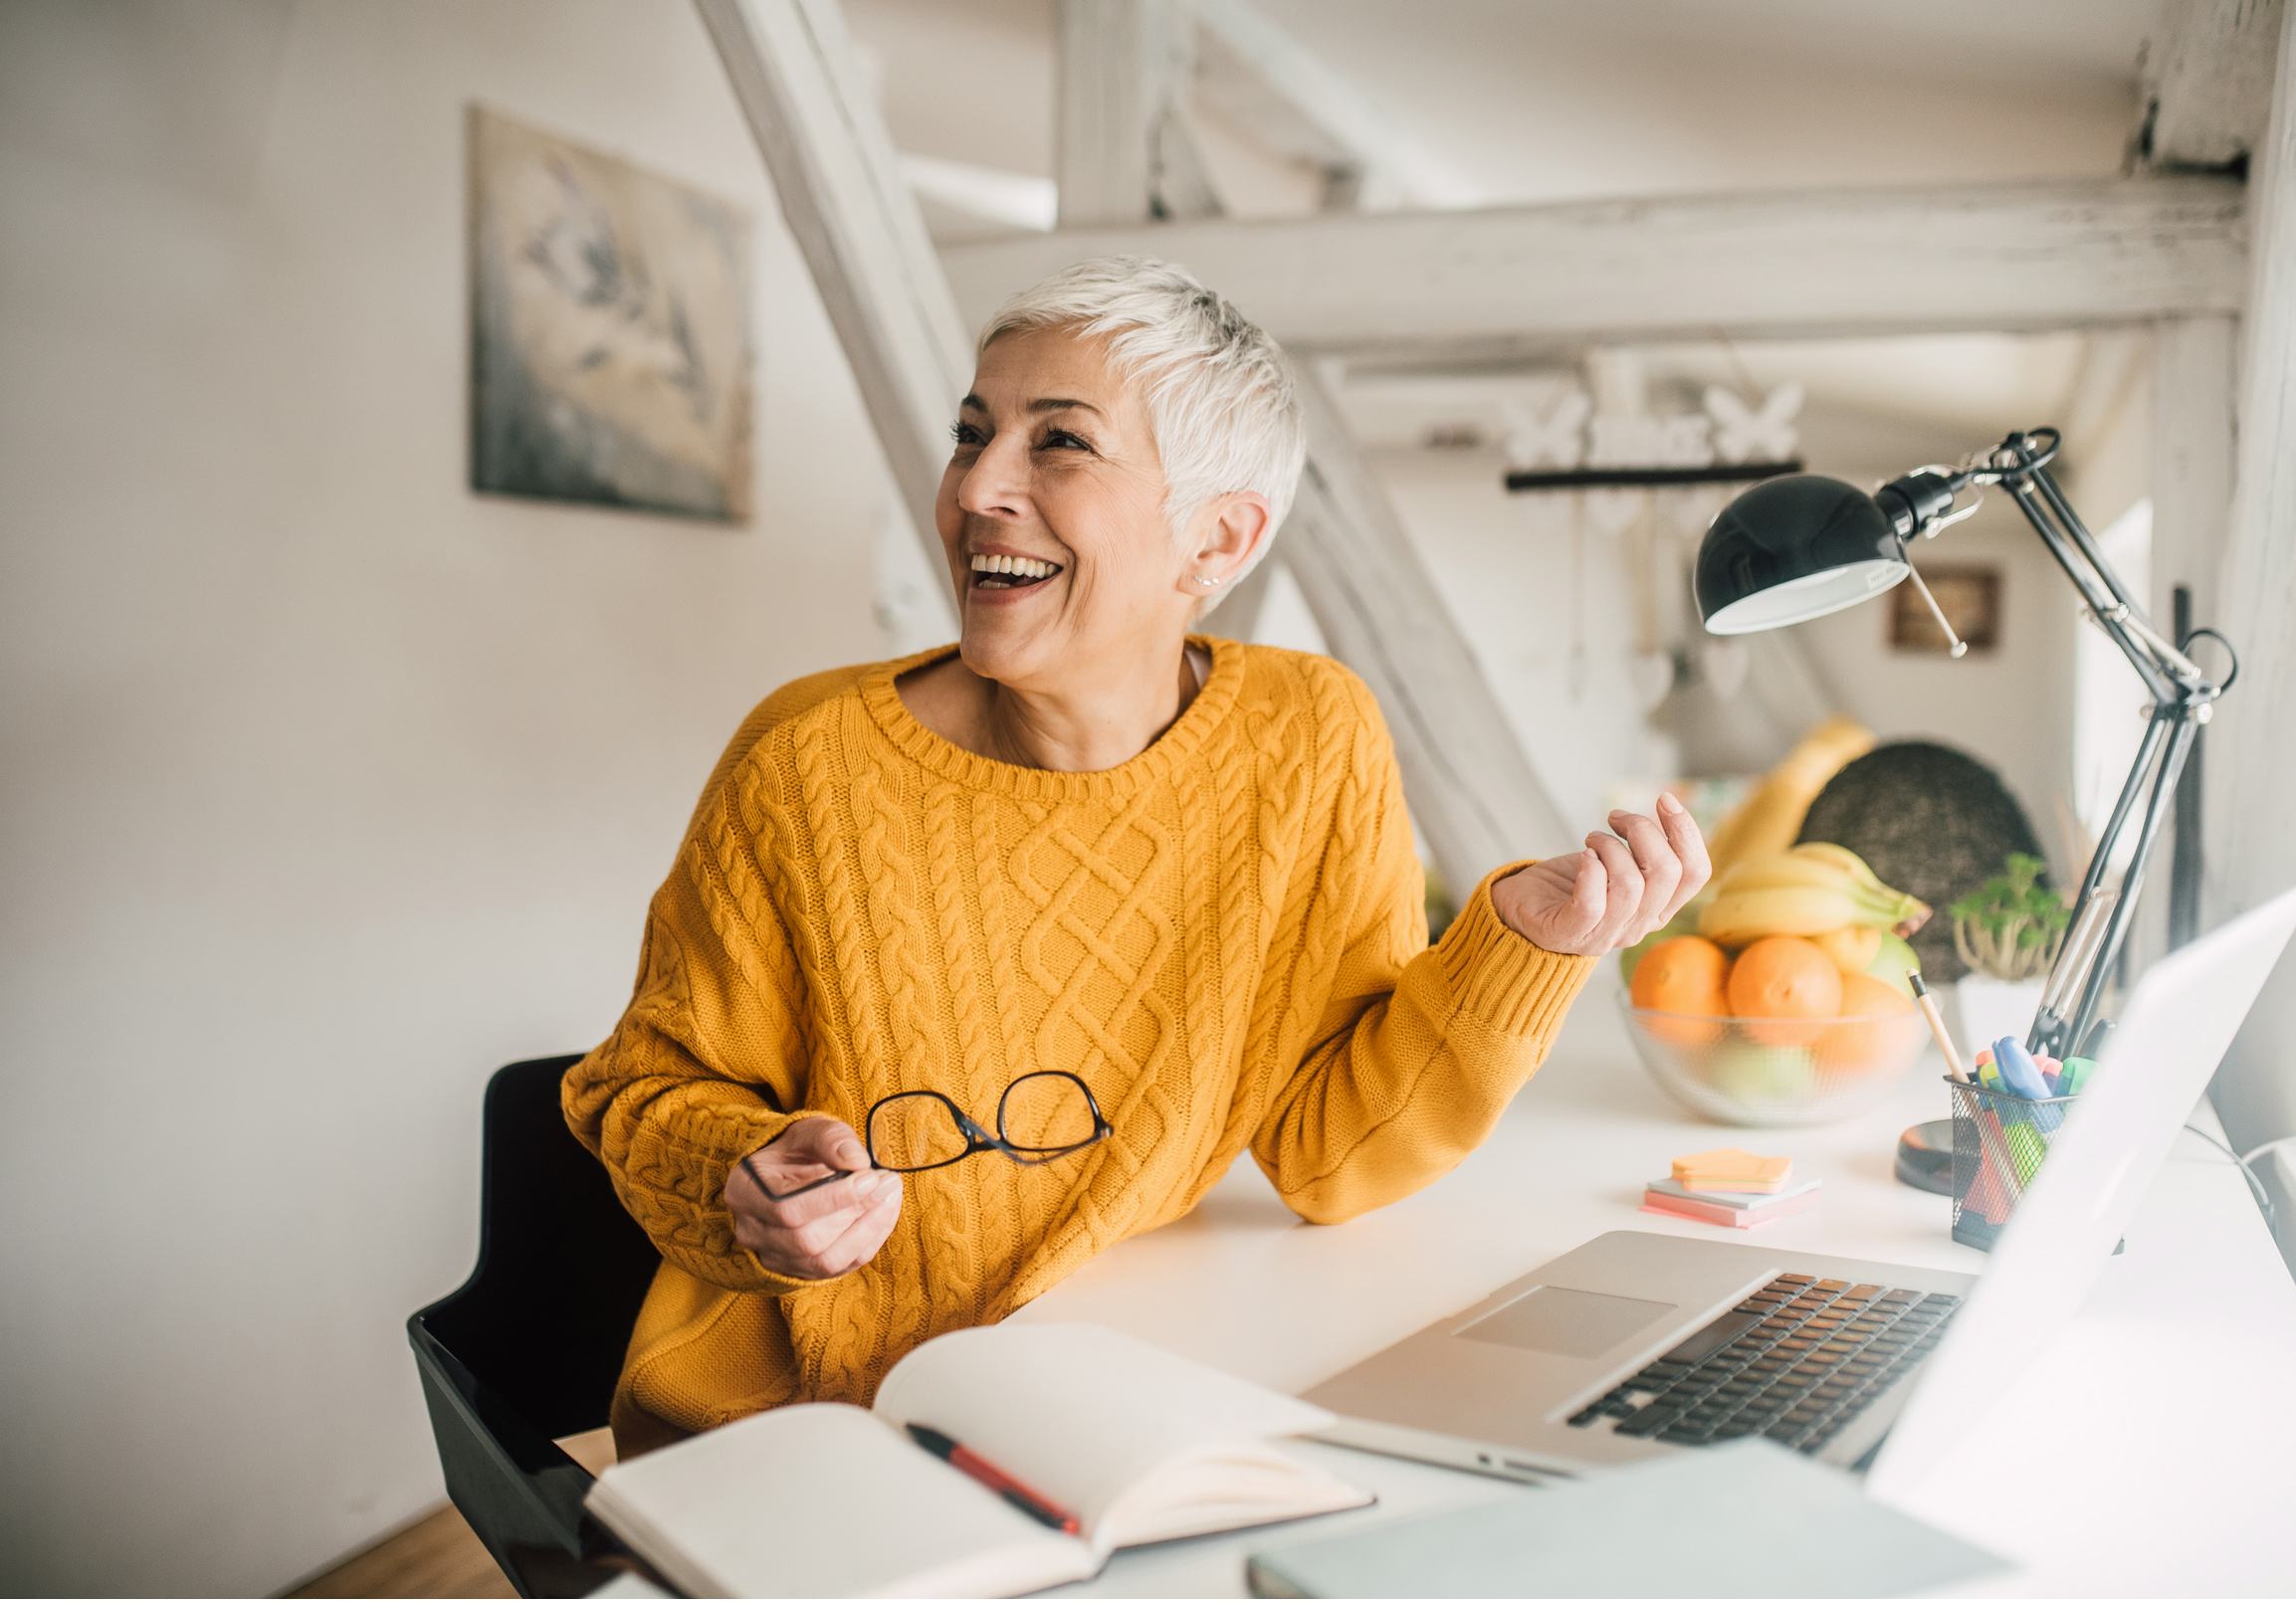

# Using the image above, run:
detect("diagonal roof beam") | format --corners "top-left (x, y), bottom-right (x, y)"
top-left (1280, 367), bottom-right (1579, 880)
top-left (942, 176), bottom-right (2248, 358)
top-left (696, 0), bottom-right (968, 632)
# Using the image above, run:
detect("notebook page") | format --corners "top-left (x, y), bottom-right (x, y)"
top-left (871, 1323), bottom-right (1343, 1544)
top-left (584, 1401), bottom-right (1086, 1597)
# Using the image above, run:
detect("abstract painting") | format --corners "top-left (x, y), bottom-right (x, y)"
top-left (469, 105), bottom-right (753, 520)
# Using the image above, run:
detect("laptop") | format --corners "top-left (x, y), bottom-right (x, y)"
top-left (1302, 884), bottom-right (2296, 1486)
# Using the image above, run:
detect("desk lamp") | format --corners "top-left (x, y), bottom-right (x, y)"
top-left (1693, 428), bottom-right (2235, 1059)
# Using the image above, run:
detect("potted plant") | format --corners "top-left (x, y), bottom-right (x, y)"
top-left (1947, 853), bottom-right (2070, 1054)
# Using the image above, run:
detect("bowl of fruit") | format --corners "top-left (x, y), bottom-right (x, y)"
top-left (1619, 844), bottom-right (1934, 1126)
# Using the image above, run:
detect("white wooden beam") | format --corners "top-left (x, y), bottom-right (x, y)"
top-left (1150, 92), bottom-right (1227, 220)
top-left (1056, 0), bottom-right (1196, 225)
top-left (2149, 316), bottom-right (2237, 642)
top-left (942, 177), bottom-right (2248, 356)
top-left (697, 0), bottom-right (966, 632)
top-left (900, 153), bottom-right (1056, 234)
top-left (1186, 0), bottom-right (1478, 209)
top-left (2203, 0), bottom-right (2296, 1175)
top-left (2142, 0), bottom-right (2287, 170)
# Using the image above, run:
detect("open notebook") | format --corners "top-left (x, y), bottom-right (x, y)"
top-left (585, 1322), bottom-right (1372, 1598)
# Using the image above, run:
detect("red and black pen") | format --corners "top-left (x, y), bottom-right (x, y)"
top-left (905, 1422), bottom-right (1081, 1535)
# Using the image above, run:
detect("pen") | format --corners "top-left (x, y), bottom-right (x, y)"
top-left (1908, 970), bottom-right (2025, 1202)
top-left (905, 1422), bottom-right (1081, 1535)
top-left (1906, 971), bottom-right (1969, 1082)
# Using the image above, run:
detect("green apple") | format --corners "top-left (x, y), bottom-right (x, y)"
top-left (1862, 931), bottom-right (1921, 998)
top-left (1710, 1041), bottom-right (1819, 1106)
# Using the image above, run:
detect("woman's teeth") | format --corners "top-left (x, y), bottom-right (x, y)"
top-left (969, 553), bottom-right (1063, 589)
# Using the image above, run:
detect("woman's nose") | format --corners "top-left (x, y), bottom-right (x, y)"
top-left (955, 438), bottom-right (1029, 519)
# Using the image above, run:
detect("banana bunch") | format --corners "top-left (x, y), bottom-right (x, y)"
top-left (1697, 843), bottom-right (1931, 948)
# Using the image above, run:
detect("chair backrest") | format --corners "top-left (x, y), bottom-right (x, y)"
top-left (407, 1055), bottom-right (660, 1595)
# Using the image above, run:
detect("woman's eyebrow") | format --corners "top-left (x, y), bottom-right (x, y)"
top-left (957, 393), bottom-right (1106, 419)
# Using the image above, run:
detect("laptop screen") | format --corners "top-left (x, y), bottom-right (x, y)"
top-left (1865, 883), bottom-right (2296, 1502)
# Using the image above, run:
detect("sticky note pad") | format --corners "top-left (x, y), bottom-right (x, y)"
top-left (1648, 1176), bottom-right (1820, 1210)
top-left (1643, 1187), bottom-right (1819, 1230)
top-left (1671, 1147), bottom-right (1791, 1188)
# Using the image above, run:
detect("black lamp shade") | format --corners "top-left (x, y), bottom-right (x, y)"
top-left (1696, 474), bottom-right (1911, 635)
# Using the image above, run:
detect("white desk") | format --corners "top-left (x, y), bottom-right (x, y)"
top-left (1015, 989), bottom-right (2296, 1597)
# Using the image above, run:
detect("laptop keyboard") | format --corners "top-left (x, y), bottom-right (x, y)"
top-left (1565, 1273), bottom-right (1962, 1454)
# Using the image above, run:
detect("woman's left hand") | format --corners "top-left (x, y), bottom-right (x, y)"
top-left (1491, 792), bottom-right (1711, 958)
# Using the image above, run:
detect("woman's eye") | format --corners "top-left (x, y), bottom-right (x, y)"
top-left (1039, 429), bottom-right (1091, 452)
top-left (949, 421), bottom-right (983, 447)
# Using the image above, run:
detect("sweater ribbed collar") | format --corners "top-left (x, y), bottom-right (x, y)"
top-left (857, 633), bottom-right (1244, 802)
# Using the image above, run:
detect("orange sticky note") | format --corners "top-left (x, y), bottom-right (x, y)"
top-left (1670, 1147), bottom-right (1792, 1188)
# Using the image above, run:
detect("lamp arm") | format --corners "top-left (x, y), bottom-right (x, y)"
top-left (2026, 706), bottom-right (2201, 1057)
top-left (2002, 476), bottom-right (2182, 704)
top-left (1950, 441), bottom-right (2227, 1058)
top-left (2021, 465), bottom-right (2216, 693)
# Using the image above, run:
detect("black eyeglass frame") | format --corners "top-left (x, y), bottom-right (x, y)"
top-left (746, 1071), bottom-right (1112, 1201)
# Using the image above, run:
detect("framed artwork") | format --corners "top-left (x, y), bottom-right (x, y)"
top-left (1889, 562), bottom-right (2001, 654)
top-left (468, 105), bottom-right (753, 521)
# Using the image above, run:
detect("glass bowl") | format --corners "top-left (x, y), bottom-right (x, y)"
top-left (1617, 988), bottom-right (1930, 1127)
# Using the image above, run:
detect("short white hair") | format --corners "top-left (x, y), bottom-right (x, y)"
top-left (977, 256), bottom-right (1306, 607)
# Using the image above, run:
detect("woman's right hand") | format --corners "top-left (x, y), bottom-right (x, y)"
top-left (724, 1116), bottom-right (903, 1281)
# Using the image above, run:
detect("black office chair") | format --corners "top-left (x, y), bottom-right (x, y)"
top-left (407, 1055), bottom-right (661, 1597)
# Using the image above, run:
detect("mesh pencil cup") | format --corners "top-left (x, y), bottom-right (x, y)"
top-left (1949, 1078), bottom-right (2078, 1251)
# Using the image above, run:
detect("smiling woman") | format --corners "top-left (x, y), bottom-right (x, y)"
top-left (563, 256), bottom-right (1710, 1458)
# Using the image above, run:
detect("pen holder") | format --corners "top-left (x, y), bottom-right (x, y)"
top-left (1949, 1078), bottom-right (2077, 1252)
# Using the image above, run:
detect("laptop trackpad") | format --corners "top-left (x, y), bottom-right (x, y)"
top-left (1456, 1285), bottom-right (1678, 1358)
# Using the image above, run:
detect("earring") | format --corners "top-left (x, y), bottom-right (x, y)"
top-left (1191, 573), bottom-right (1222, 588)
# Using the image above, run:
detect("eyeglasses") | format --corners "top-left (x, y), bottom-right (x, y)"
top-left (749, 1071), bottom-right (1112, 1200)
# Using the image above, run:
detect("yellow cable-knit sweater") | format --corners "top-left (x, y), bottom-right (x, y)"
top-left (564, 635), bottom-right (1594, 1456)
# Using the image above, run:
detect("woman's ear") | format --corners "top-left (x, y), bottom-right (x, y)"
top-left (1179, 492), bottom-right (1272, 594)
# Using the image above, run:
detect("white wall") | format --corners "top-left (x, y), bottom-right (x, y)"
top-left (0, 2), bottom-right (903, 1592)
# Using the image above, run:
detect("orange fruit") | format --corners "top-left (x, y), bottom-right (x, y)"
top-left (1629, 935), bottom-right (1731, 1046)
top-left (1726, 936), bottom-right (1843, 1046)
top-left (1817, 971), bottom-right (1922, 1073)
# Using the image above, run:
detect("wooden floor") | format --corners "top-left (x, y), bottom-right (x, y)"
top-left (288, 1503), bottom-right (515, 1600)
top-left (286, 1429), bottom-right (615, 1599)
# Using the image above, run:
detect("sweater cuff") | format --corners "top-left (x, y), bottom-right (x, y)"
top-left (656, 1105), bottom-right (829, 1298)
top-left (728, 1116), bottom-right (856, 1298)
top-left (1436, 861), bottom-right (1598, 1037)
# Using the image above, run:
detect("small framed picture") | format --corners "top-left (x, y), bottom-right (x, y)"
top-left (1889, 562), bottom-right (2000, 654)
